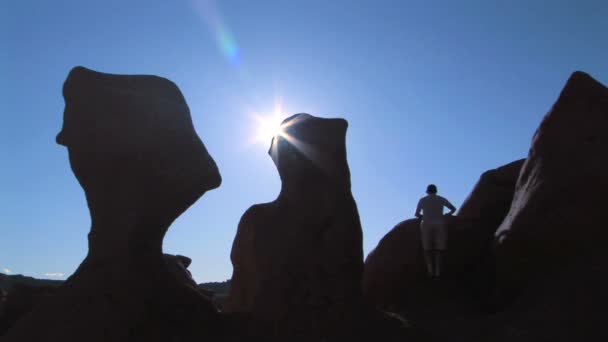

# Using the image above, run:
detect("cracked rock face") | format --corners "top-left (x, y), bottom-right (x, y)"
top-left (4, 67), bottom-right (221, 342)
top-left (226, 113), bottom-right (364, 339)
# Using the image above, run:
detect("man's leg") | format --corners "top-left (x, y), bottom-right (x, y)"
top-left (420, 221), bottom-right (434, 277)
top-left (434, 222), bottom-right (448, 278)
top-left (424, 250), bottom-right (434, 277)
top-left (434, 250), bottom-right (443, 278)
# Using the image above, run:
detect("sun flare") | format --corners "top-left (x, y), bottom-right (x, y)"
top-left (253, 103), bottom-right (287, 143)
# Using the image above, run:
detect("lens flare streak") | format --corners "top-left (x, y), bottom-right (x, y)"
top-left (193, 0), bottom-right (241, 65)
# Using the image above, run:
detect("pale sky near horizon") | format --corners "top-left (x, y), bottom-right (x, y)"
top-left (1, 0), bottom-right (607, 282)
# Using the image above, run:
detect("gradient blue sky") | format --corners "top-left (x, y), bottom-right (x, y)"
top-left (1, 0), bottom-right (607, 282)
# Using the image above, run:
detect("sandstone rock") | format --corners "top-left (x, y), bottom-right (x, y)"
top-left (0, 284), bottom-right (56, 336)
top-left (494, 71), bottom-right (608, 301)
top-left (362, 218), bottom-right (424, 309)
top-left (363, 160), bottom-right (524, 310)
top-left (164, 254), bottom-right (197, 288)
top-left (459, 159), bottom-right (525, 221)
top-left (3, 67), bottom-right (222, 341)
top-left (225, 113), bottom-right (365, 340)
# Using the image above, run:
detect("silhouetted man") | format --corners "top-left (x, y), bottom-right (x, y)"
top-left (415, 184), bottom-right (456, 279)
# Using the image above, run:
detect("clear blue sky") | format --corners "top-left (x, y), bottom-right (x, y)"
top-left (1, 0), bottom-right (607, 282)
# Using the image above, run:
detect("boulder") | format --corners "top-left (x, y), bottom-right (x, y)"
top-left (3, 67), bottom-right (222, 341)
top-left (164, 254), bottom-right (197, 288)
top-left (494, 71), bottom-right (608, 300)
top-left (491, 72), bottom-right (608, 341)
top-left (459, 159), bottom-right (525, 221)
top-left (225, 113), bottom-right (365, 340)
top-left (363, 160), bottom-right (523, 311)
top-left (362, 218), bottom-right (424, 309)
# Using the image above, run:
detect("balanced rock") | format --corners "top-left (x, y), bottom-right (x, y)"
top-left (494, 72), bottom-right (608, 305)
top-left (225, 114), bottom-right (365, 340)
top-left (3, 67), bottom-right (222, 341)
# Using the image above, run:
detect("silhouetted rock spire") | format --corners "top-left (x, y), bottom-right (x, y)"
top-left (226, 113), bottom-right (365, 340)
top-left (4, 66), bottom-right (221, 341)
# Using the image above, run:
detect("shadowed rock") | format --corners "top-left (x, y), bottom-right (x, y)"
top-left (495, 71), bottom-right (608, 298)
top-left (3, 67), bottom-right (221, 341)
top-left (0, 284), bottom-right (56, 336)
top-left (225, 113), bottom-right (365, 340)
top-left (164, 254), bottom-right (197, 288)
top-left (362, 218), bottom-right (424, 309)
top-left (458, 159), bottom-right (525, 221)
top-left (491, 72), bottom-right (608, 341)
top-left (363, 160), bottom-right (523, 311)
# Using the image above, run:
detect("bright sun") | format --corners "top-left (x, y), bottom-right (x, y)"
top-left (253, 103), bottom-right (287, 143)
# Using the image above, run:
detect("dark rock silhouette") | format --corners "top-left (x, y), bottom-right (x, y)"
top-left (3, 67), bottom-right (222, 341)
top-left (362, 218), bottom-right (424, 309)
top-left (0, 284), bottom-right (56, 336)
top-left (164, 254), bottom-right (197, 288)
top-left (458, 159), bottom-right (525, 220)
top-left (363, 160), bottom-right (523, 311)
top-left (491, 72), bottom-right (608, 341)
top-left (225, 114), bottom-right (414, 341)
top-left (495, 71), bottom-right (608, 298)
top-left (0, 273), bottom-right (63, 291)
top-left (225, 113), bottom-right (364, 339)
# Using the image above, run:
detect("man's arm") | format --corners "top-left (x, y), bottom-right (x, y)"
top-left (415, 199), bottom-right (423, 219)
top-left (443, 197), bottom-right (456, 216)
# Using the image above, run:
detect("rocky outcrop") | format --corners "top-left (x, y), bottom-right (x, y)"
top-left (458, 159), bottom-right (525, 220)
top-left (363, 160), bottom-right (524, 311)
top-left (225, 113), bottom-right (366, 340)
top-left (362, 218), bottom-right (424, 309)
top-left (0, 284), bottom-right (56, 336)
top-left (164, 254), bottom-right (197, 288)
top-left (494, 72), bottom-right (608, 298)
top-left (3, 67), bottom-right (222, 341)
top-left (490, 72), bottom-right (608, 340)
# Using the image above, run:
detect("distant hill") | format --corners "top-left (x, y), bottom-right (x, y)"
top-left (0, 273), bottom-right (63, 291)
top-left (0, 272), bottom-right (230, 294)
top-left (198, 279), bottom-right (231, 295)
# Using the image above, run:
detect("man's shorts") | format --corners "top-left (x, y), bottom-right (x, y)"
top-left (420, 220), bottom-right (447, 251)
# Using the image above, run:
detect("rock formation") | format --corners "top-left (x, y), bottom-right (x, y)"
top-left (495, 71), bottom-right (608, 298)
top-left (164, 254), bottom-right (197, 288)
top-left (458, 159), bottom-right (525, 221)
top-left (363, 159), bottom-right (524, 310)
top-left (225, 113), bottom-right (365, 340)
top-left (491, 72), bottom-right (608, 341)
top-left (362, 218), bottom-right (425, 309)
top-left (3, 67), bottom-right (222, 341)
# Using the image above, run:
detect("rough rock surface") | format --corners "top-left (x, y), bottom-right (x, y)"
top-left (491, 72), bottom-right (608, 341)
top-left (3, 67), bottom-right (222, 341)
top-left (225, 113), bottom-right (366, 340)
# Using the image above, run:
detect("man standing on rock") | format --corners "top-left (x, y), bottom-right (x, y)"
top-left (415, 184), bottom-right (456, 279)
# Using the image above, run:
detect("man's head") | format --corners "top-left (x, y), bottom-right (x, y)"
top-left (426, 184), bottom-right (438, 195)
